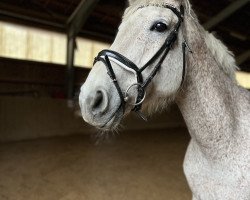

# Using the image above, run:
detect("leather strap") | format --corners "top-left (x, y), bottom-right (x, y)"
top-left (93, 4), bottom-right (186, 120)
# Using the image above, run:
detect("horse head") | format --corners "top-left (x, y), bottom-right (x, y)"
top-left (79, 0), bottom-right (187, 130)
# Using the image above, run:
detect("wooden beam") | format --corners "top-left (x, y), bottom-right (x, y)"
top-left (237, 50), bottom-right (250, 65)
top-left (67, 0), bottom-right (100, 38)
top-left (0, 2), bottom-right (66, 28)
top-left (0, 57), bottom-right (89, 86)
top-left (203, 0), bottom-right (249, 30)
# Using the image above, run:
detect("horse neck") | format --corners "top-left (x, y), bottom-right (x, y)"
top-left (176, 28), bottom-right (243, 160)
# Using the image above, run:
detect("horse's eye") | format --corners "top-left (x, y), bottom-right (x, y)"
top-left (150, 22), bottom-right (168, 32)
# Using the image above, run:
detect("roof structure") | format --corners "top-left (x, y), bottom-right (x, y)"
top-left (0, 0), bottom-right (249, 71)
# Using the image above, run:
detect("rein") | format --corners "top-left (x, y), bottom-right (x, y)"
top-left (94, 4), bottom-right (189, 121)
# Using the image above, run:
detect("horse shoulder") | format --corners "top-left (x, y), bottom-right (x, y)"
top-left (183, 136), bottom-right (250, 199)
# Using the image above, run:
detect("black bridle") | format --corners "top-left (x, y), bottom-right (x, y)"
top-left (94, 4), bottom-right (188, 121)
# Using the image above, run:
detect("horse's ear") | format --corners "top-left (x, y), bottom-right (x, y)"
top-left (128, 0), bottom-right (137, 6)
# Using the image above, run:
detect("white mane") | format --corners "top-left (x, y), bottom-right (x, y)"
top-left (204, 32), bottom-right (237, 81)
top-left (126, 0), bottom-right (237, 81)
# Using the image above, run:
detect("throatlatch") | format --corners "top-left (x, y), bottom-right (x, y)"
top-left (94, 4), bottom-right (188, 121)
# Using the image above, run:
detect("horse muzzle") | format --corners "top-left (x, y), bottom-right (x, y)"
top-left (79, 83), bottom-right (124, 129)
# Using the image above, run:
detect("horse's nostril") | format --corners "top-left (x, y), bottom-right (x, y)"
top-left (89, 89), bottom-right (108, 114)
top-left (92, 90), bottom-right (103, 109)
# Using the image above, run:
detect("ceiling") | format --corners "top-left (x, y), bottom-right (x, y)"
top-left (0, 0), bottom-right (249, 71)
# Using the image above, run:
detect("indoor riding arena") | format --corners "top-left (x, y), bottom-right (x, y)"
top-left (0, 0), bottom-right (249, 200)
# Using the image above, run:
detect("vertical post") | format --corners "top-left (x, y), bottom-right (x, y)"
top-left (65, 0), bottom-right (100, 103)
top-left (66, 32), bottom-right (75, 101)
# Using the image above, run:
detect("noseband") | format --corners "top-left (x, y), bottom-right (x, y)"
top-left (94, 4), bottom-right (189, 121)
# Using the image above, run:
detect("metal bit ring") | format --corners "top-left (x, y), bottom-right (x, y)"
top-left (124, 83), bottom-right (146, 106)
